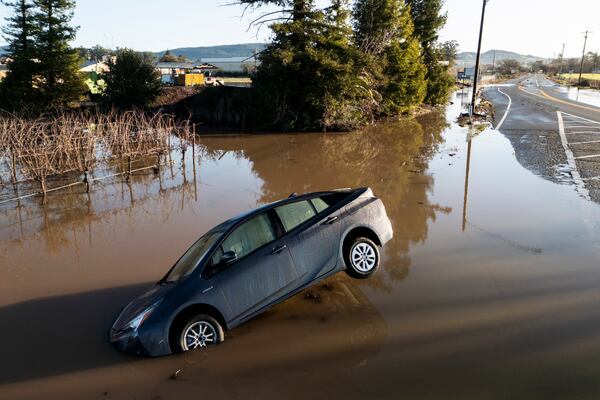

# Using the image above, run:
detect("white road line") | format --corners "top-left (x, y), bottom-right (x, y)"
top-left (557, 111), bottom-right (591, 200)
top-left (535, 78), bottom-right (539, 87)
top-left (564, 131), bottom-right (600, 135)
top-left (495, 87), bottom-right (512, 131)
top-left (562, 125), bottom-right (599, 128)
top-left (575, 154), bottom-right (600, 160)
top-left (569, 140), bottom-right (600, 145)
top-left (562, 112), bottom-right (600, 125)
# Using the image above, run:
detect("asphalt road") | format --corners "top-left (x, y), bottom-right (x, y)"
top-left (483, 74), bottom-right (600, 202)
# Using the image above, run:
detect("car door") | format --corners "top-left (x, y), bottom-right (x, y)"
top-left (275, 198), bottom-right (342, 285)
top-left (210, 211), bottom-right (300, 323)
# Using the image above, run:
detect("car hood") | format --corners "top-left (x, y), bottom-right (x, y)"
top-left (112, 284), bottom-right (173, 330)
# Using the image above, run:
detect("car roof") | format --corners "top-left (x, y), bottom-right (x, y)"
top-left (222, 188), bottom-right (363, 226)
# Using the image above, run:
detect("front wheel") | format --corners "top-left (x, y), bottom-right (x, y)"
top-left (177, 314), bottom-right (224, 352)
top-left (344, 237), bottom-right (380, 279)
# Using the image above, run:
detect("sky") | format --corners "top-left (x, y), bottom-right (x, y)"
top-left (0, 0), bottom-right (598, 58)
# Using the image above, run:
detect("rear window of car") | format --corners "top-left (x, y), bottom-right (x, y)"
top-left (311, 197), bottom-right (330, 213)
top-left (276, 200), bottom-right (316, 232)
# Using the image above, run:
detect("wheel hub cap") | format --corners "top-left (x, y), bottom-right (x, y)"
top-left (183, 321), bottom-right (216, 351)
top-left (351, 243), bottom-right (376, 272)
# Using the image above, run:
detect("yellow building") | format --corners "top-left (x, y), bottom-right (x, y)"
top-left (177, 73), bottom-right (205, 86)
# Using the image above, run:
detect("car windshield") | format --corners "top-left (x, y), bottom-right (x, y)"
top-left (163, 231), bottom-right (222, 283)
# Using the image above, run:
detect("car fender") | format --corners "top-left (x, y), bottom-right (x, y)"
top-left (338, 222), bottom-right (384, 260)
top-left (160, 281), bottom-right (231, 350)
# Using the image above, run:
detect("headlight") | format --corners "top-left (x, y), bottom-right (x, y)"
top-left (126, 301), bottom-right (161, 332)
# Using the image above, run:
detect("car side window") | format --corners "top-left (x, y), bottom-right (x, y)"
top-left (211, 246), bottom-right (223, 266)
top-left (220, 213), bottom-right (277, 260)
top-left (275, 200), bottom-right (316, 232)
top-left (311, 197), bottom-right (330, 213)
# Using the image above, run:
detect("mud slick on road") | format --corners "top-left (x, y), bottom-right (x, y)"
top-left (2, 93), bottom-right (600, 399)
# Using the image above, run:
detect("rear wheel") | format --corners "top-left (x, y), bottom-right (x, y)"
top-left (177, 314), bottom-right (224, 352)
top-left (344, 237), bottom-right (380, 279)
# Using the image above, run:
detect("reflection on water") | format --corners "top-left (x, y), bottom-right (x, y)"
top-left (0, 104), bottom-right (447, 398)
top-left (0, 112), bottom-right (448, 289)
top-left (564, 86), bottom-right (600, 108)
top-left (199, 113), bottom-right (449, 289)
top-left (3, 94), bottom-right (600, 399)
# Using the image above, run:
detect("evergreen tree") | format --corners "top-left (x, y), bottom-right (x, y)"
top-left (422, 44), bottom-right (454, 105)
top-left (0, 0), bottom-right (38, 109)
top-left (251, 0), bottom-right (370, 131)
top-left (33, 0), bottom-right (86, 106)
top-left (405, 0), bottom-right (453, 105)
top-left (405, 0), bottom-right (446, 52)
top-left (353, 0), bottom-right (426, 115)
top-left (102, 49), bottom-right (162, 109)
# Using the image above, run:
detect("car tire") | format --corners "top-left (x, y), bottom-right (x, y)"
top-left (344, 237), bottom-right (380, 279)
top-left (175, 314), bottom-right (224, 352)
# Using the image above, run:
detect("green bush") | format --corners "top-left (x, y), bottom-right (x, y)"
top-left (102, 49), bottom-right (162, 109)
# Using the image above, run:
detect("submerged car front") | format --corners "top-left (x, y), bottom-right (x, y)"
top-left (110, 227), bottom-right (226, 356)
top-left (110, 284), bottom-right (173, 356)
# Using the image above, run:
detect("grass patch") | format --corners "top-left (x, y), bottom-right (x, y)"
top-left (560, 73), bottom-right (600, 82)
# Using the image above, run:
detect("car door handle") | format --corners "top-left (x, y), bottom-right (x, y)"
top-left (271, 244), bottom-right (287, 255)
top-left (322, 216), bottom-right (338, 225)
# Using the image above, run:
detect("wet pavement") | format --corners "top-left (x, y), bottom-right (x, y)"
top-left (483, 74), bottom-right (600, 202)
top-left (2, 93), bottom-right (600, 399)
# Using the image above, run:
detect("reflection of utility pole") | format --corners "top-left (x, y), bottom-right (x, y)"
top-left (578, 30), bottom-right (590, 86)
top-left (462, 135), bottom-right (473, 232)
top-left (471, 0), bottom-right (489, 116)
top-left (558, 43), bottom-right (566, 77)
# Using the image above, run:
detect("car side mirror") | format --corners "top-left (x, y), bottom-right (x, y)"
top-left (220, 251), bottom-right (237, 265)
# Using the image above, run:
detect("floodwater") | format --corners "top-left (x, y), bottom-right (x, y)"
top-left (2, 94), bottom-right (600, 399)
top-left (563, 86), bottom-right (600, 108)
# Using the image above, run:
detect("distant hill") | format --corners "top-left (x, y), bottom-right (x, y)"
top-left (456, 49), bottom-right (544, 67)
top-left (154, 43), bottom-right (265, 61)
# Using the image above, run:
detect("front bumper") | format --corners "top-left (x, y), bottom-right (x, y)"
top-left (110, 328), bottom-right (150, 356)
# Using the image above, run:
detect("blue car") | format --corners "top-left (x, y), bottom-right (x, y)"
top-left (110, 188), bottom-right (393, 356)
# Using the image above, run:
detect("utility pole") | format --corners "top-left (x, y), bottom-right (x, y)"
top-left (471, 0), bottom-right (488, 116)
top-left (558, 43), bottom-right (566, 77)
top-left (578, 30), bottom-right (590, 86)
top-left (492, 51), bottom-right (496, 75)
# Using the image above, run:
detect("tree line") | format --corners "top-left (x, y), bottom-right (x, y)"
top-left (1, 0), bottom-right (456, 131)
top-left (0, 0), bottom-right (164, 110)
top-left (536, 52), bottom-right (600, 76)
top-left (244, 0), bottom-right (455, 130)
top-left (0, 0), bottom-right (86, 108)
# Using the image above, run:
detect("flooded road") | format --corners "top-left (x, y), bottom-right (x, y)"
top-left (2, 94), bottom-right (600, 399)
top-left (564, 86), bottom-right (600, 108)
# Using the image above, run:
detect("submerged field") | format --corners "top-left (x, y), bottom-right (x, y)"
top-left (2, 94), bottom-right (600, 399)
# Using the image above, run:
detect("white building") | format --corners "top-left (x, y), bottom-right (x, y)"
top-left (200, 57), bottom-right (259, 73)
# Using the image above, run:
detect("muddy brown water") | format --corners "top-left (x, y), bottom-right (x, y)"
top-left (2, 95), bottom-right (600, 399)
